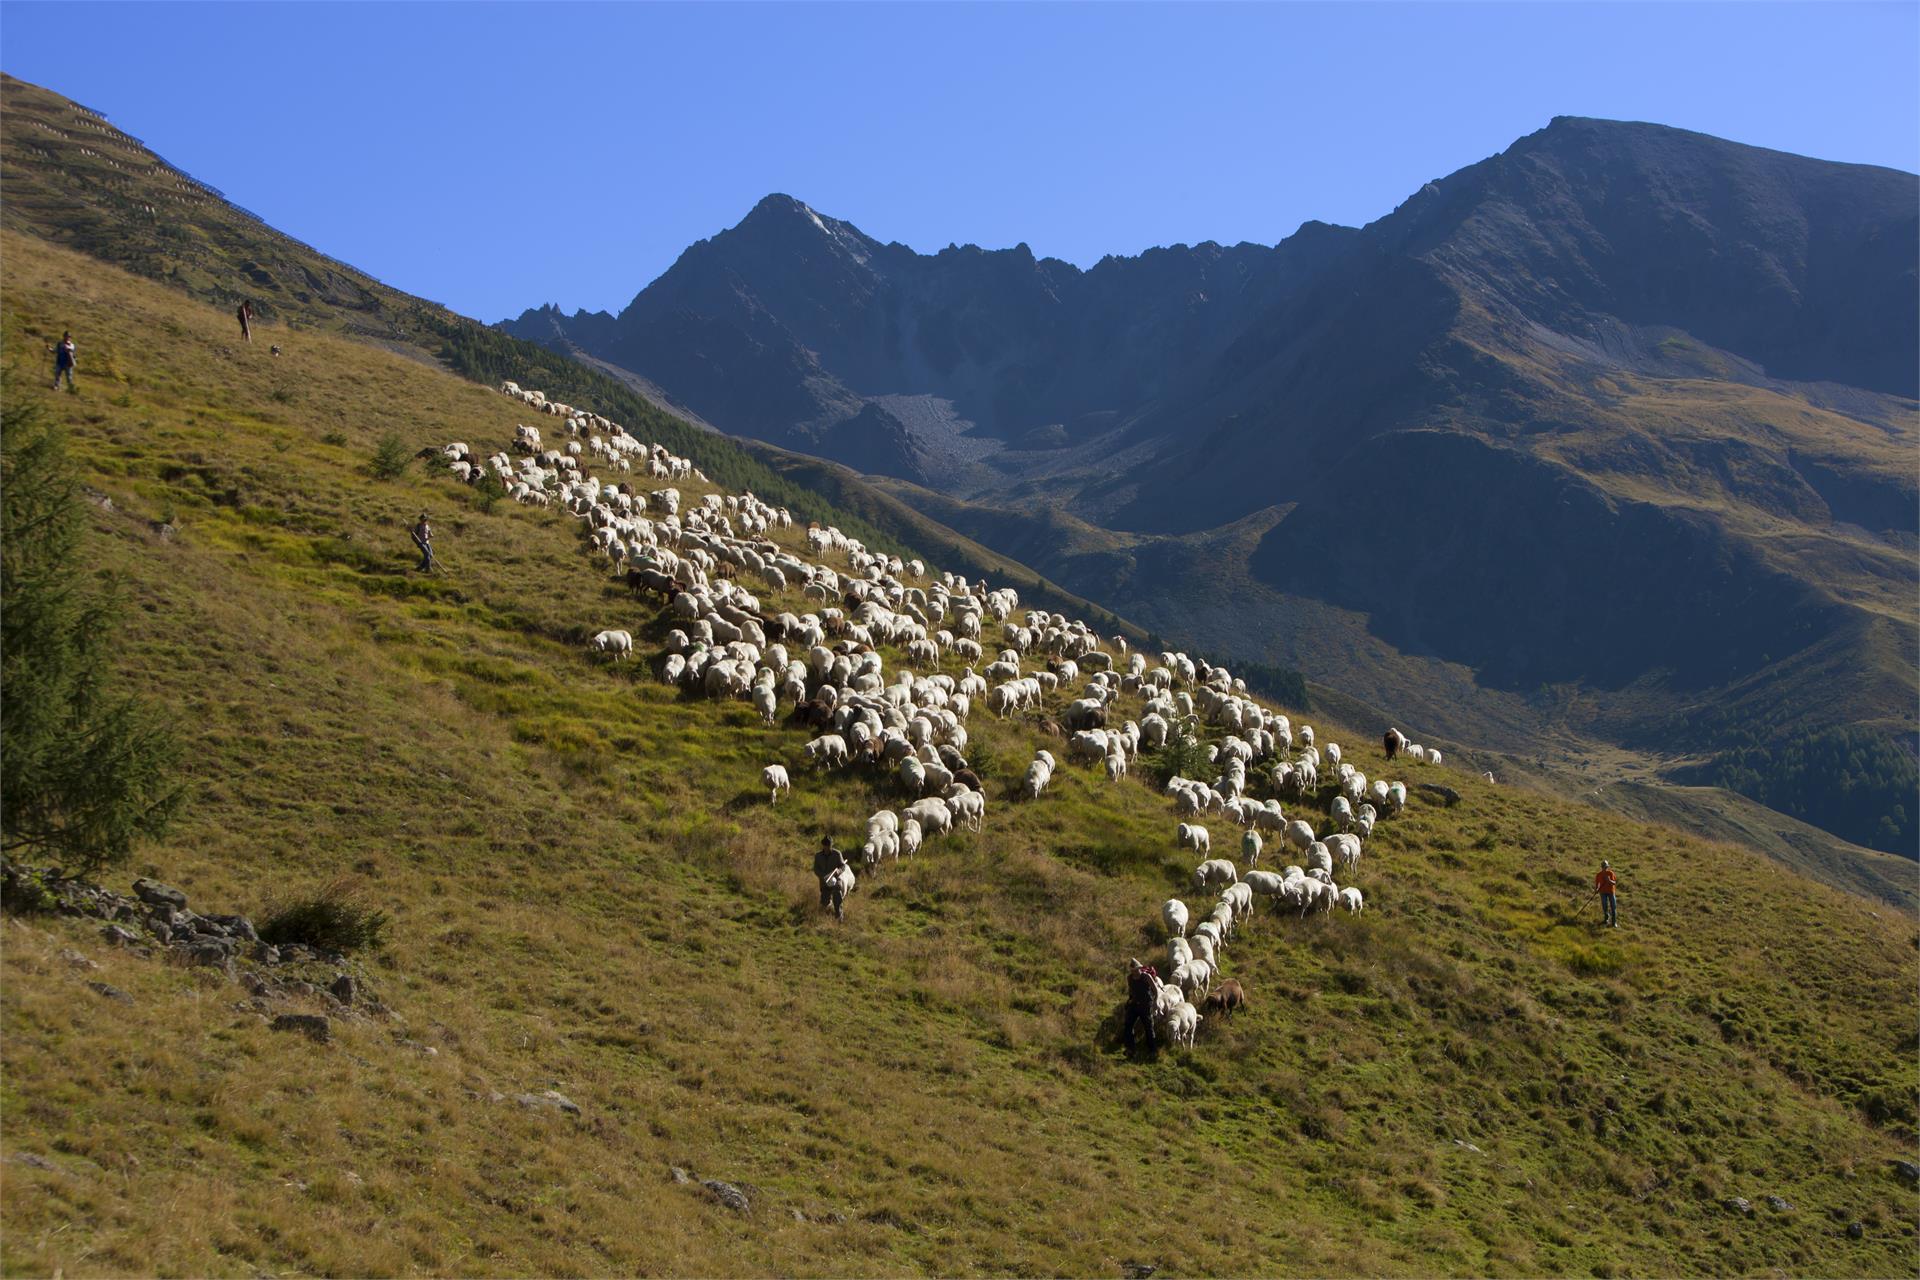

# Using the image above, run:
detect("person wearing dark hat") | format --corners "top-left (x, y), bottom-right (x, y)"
top-left (812, 834), bottom-right (848, 909)
top-left (410, 512), bottom-right (434, 572)
top-left (1122, 957), bottom-right (1161, 1056)
top-left (1595, 860), bottom-right (1618, 928)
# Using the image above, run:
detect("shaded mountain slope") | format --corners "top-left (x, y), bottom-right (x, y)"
top-left (505, 120), bottom-right (1918, 861)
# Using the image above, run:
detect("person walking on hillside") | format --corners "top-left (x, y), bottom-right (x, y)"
top-left (237, 299), bottom-right (254, 343)
top-left (410, 512), bottom-right (434, 572)
top-left (812, 834), bottom-right (849, 909)
top-left (48, 330), bottom-right (76, 391)
top-left (1122, 958), bottom-right (1161, 1056)
top-left (1594, 860), bottom-right (1619, 928)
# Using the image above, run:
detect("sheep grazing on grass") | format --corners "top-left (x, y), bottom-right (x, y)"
top-left (447, 397), bottom-right (1431, 1064)
top-left (1160, 1000), bottom-right (1201, 1049)
top-left (861, 829), bottom-right (899, 868)
top-left (1192, 858), bottom-right (1237, 891)
top-left (1176, 822), bottom-right (1211, 855)
top-left (1022, 751), bottom-right (1056, 799)
top-left (804, 734), bottom-right (849, 769)
top-left (1201, 979), bottom-right (1246, 1021)
top-left (947, 787), bottom-right (985, 832)
top-left (904, 796), bottom-right (954, 838)
top-left (1242, 869), bottom-right (1285, 899)
top-left (1331, 795), bottom-right (1354, 831)
top-left (589, 629), bottom-right (633, 661)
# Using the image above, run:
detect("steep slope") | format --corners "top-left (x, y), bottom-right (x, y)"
top-left (5, 227), bottom-right (1919, 1279)
top-left (504, 122), bottom-right (1918, 861)
top-left (0, 71), bottom-right (1144, 665)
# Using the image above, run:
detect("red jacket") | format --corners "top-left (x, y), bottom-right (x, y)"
top-left (1595, 868), bottom-right (1618, 895)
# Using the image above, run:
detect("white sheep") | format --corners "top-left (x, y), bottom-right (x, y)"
top-left (1242, 869), bottom-right (1285, 898)
top-left (1176, 822), bottom-right (1212, 855)
top-left (762, 764), bottom-right (790, 804)
top-left (947, 788), bottom-right (985, 832)
top-left (1340, 887), bottom-right (1365, 913)
top-left (1192, 858), bottom-right (1238, 890)
top-left (861, 829), bottom-right (900, 867)
top-left (804, 734), bottom-right (849, 769)
top-left (904, 796), bottom-right (953, 837)
top-left (588, 629), bottom-right (633, 661)
top-left (1161, 1001), bottom-right (1201, 1050)
top-left (1189, 928), bottom-right (1218, 967)
top-left (1306, 842), bottom-right (1334, 877)
top-left (1161, 898), bottom-right (1190, 937)
top-left (1241, 829), bottom-right (1263, 868)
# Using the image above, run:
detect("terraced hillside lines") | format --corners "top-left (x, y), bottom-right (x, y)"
top-left (0, 72), bottom-right (1149, 650)
top-left (6, 229), bottom-right (1917, 1277)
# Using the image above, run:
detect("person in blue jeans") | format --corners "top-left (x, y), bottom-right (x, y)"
top-left (410, 512), bottom-right (434, 572)
top-left (1595, 861), bottom-right (1618, 927)
top-left (49, 331), bottom-right (75, 391)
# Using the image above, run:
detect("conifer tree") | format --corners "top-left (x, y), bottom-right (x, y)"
top-left (2, 403), bottom-right (182, 876)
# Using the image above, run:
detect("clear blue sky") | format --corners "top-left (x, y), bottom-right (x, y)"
top-left (4, 2), bottom-right (1915, 322)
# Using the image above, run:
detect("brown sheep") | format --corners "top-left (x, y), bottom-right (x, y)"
top-left (1201, 979), bottom-right (1246, 1021)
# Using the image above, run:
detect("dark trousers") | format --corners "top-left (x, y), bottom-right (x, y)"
top-left (1601, 892), bottom-right (1617, 926)
top-left (415, 542), bottom-right (433, 571)
top-left (51, 362), bottom-right (73, 390)
top-left (1123, 1003), bottom-right (1158, 1054)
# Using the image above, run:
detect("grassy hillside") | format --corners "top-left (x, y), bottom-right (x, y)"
top-left (0, 72), bottom-right (1168, 656)
top-left (3, 230), bottom-right (1917, 1278)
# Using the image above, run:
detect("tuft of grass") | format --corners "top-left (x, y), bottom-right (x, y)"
top-left (257, 877), bottom-right (388, 952)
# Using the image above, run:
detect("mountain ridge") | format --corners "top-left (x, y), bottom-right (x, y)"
top-left (501, 119), bottom-right (1918, 861)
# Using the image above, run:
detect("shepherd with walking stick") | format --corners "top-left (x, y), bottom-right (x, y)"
top-left (410, 512), bottom-right (436, 573)
top-left (1594, 860), bottom-right (1619, 928)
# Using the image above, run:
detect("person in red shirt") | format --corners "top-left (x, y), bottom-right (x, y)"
top-left (1595, 861), bottom-right (1619, 927)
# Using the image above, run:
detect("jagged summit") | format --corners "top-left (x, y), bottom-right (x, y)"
top-left (496, 119), bottom-right (1917, 866)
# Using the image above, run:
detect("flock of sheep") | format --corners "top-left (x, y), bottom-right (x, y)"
top-left (435, 382), bottom-right (1457, 1053)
